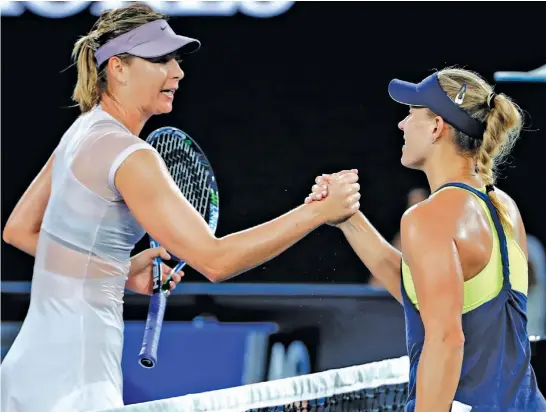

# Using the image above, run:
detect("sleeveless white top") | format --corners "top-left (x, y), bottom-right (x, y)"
top-left (1, 106), bottom-right (156, 412)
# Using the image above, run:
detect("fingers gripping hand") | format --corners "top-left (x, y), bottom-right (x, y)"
top-left (161, 264), bottom-right (184, 296)
top-left (321, 171), bottom-right (361, 225)
top-left (304, 169), bottom-right (358, 204)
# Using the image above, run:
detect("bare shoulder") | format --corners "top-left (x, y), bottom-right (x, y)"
top-left (407, 185), bottom-right (526, 254)
top-left (422, 185), bottom-right (523, 227)
top-left (399, 197), bottom-right (453, 255)
top-left (400, 187), bottom-right (485, 250)
top-left (424, 185), bottom-right (517, 218)
top-left (401, 190), bottom-right (461, 234)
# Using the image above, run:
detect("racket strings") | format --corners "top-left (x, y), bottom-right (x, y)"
top-left (155, 133), bottom-right (211, 218)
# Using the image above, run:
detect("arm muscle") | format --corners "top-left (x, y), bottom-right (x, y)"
top-left (3, 154), bottom-right (54, 257)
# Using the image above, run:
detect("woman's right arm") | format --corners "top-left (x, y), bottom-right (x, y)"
top-left (115, 150), bottom-right (360, 283)
top-left (3, 153), bottom-right (54, 257)
top-left (337, 212), bottom-right (402, 302)
top-left (305, 173), bottom-right (402, 302)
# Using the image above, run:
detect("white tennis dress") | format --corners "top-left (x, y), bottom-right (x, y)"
top-left (1, 106), bottom-right (157, 412)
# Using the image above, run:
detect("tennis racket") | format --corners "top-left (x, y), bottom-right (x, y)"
top-left (138, 126), bottom-right (220, 368)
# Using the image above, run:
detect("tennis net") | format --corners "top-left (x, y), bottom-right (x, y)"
top-left (98, 355), bottom-right (410, 412)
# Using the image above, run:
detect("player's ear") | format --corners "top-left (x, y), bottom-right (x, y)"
top-left (431, 115), bottom-right (447, 143)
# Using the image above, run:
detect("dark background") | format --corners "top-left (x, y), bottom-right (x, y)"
top-left (2, 2), bottom-right (545, 284)
top-left (1, 2), bottom-right (546, 403)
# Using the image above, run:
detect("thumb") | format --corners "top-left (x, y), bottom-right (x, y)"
top-left (332, 169), bottom-right (358, 178)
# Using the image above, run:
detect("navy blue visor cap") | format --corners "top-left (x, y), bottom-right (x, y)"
top-left (388, 72), bottom-right (485, 140)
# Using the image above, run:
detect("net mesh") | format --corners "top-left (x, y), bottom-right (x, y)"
top-left (98, 356), bottom-right (409, 412)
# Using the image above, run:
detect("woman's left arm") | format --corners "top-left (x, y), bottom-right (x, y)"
top-left (401, 204), bottom-right (465, 412)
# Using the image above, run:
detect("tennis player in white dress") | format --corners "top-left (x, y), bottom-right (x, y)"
top-left (1, 4), bottom-right (361, 412)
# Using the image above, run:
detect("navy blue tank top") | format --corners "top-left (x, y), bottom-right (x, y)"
top-left (402, 182), bottom-right (546, 411)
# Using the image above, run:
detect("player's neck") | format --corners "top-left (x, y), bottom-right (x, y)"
top-left (423, 153), bottom-right (480, 193)
top-left (99, 95), bottom-right (149, 136)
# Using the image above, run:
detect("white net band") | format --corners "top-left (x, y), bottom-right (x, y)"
top-left (96, 356), bottom-right (409, 412)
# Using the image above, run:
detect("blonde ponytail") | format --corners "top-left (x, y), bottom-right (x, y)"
top-left (476, 93), bottom-right (522, 234)
top-left (435, 67), bottom-right (523, 235)
top-left (70, 2), bottom-right (166, 113)
top-left (71, 34), bottom-right (101, 113)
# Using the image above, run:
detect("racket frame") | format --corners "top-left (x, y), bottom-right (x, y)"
top-left (138, 127), bottom-right (219, 368)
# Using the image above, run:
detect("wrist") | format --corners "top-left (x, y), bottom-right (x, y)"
top-left (337, 210), bottom-right (361, 231)
top-left (302, 201), bottom-right (328, 226)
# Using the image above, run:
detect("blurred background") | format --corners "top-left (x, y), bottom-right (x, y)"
top-left (1, 1), bottom-right (545, 406)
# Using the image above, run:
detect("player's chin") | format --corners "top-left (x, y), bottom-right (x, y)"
top-left (155, 93), bottom-right (175, 113)
top-left (155, 102), bottom-right (174, 114)
top-left (400, 151), bottom-right (420, 170)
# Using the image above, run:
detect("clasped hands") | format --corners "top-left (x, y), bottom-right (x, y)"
top-left (304, 169), bottom-right (360, 225)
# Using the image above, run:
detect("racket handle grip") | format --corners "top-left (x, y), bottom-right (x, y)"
top-left (139, 292), bottom-right (167, 368)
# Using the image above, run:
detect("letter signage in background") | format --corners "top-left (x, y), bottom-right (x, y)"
top-left (267, 340), bottom-right (311, 380)
top-left (0, 1), bottom-right (295, 19)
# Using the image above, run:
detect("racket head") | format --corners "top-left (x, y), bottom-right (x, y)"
top-left (146, 127), bottom-right (220, 259)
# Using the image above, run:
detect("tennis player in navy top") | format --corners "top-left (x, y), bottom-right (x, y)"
top-left (306, 66), bottom-right (546, 411)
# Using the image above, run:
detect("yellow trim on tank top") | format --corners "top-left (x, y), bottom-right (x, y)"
top-left (401, 186), bottom-right (528, 314)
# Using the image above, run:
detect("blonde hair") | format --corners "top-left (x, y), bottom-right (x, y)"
top-left (432, 67), bottom-right (523, 233)
top-left (71, 3), bottom-right (165, 113)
